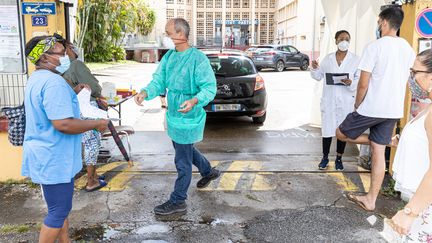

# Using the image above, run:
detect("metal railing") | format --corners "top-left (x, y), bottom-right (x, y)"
top-left (0, 74), bottom-right (27, 109)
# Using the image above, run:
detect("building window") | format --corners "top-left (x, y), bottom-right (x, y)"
top-left (255, 0), bottom-right (259, 8)
top-left (197, 20), bottom-right (204, 35)
top-left (288, 1), bottom-right (298, 19)
top-left (167, 9), bottom-right (174, 19)
top-left (261, 0), bottom-right (267, 8)
top-left (215, 0), bottom-right (222, 8)
top-left (233, 0), bottom-right (240, 8)
top-left (226, 0), bottom-right (231, 8)
top-left (233, 13), bottom-right (240, 20)
top-left (206, 12), bottom-right (214, 41)
top-left (242, 0), bottom-right (250, 8)
top-left (226, 12), bottom-right (231, 20)
top-left (197, 12), bottom-right (204, 18)
top-left (206, 0), bottom-right (213, 8)
top-left (166, 0), bottom-right (174, 4)
top-left (215, 12), bottom-right (222, 20)
top-left (187, 10), bottom-right (192, 19)
top-left (177, 9), bottom-right (185, 18)
top-left (242, 12), bottom-right (249, 20)
top-left (197, 0), bottom-right (204, 8)
top-left (270, 0), bottom-right (275, 8)
top-left (187, 0), bottom-right (192, 4)
top-left (178, 0), bottom-right (184, 4)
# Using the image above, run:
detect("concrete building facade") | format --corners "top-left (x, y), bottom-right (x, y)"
top-left (142, 0), bottom-right (325, 57)
top-left (147, 0), bottom-right (276, 47)
top-left (275, 0), bottom-right (325, 60)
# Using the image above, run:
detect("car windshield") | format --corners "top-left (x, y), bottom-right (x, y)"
top-left (208, 55), bottom-right (256, 77)
top-left (254, 47), bottom-right (273, 53)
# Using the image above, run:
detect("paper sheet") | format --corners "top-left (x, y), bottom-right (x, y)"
top-left (332, 74), bottom-right (348, 85)
top-left (325, 73), bottom-right (349, 85)
top-left (77, 88), bottom-right (108, 119)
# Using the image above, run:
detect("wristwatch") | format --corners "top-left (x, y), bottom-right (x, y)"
top-left (403, 206), bottom-right (419, 217)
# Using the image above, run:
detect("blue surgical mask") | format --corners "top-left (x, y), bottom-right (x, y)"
top-left (55, 55), bottom-right (71, 74)
top-left (375, 24), bottom-right (382, 39)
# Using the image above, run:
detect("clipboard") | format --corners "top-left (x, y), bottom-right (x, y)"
top-left (325, 73), bottom-right (349, 85)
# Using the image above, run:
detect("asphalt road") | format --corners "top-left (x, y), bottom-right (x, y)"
top-left (0, 63), bottom-right (403, 243)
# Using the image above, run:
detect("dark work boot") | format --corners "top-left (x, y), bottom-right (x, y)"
top-left (197, 168), bottom-right (221, 188)
top-left (154, 200), bottom-right (187, 215)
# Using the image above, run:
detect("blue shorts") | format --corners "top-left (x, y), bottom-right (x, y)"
top-left (41, 178), bottom-right (74, 228)
top-left (339, 112), bottom-right (398, 145)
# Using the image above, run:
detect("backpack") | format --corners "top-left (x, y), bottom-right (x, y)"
top-left (1, 105), bottom-right (25, 146)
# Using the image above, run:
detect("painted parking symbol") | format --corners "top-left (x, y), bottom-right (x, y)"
top-left (416, 8), bottom-right (432, 38)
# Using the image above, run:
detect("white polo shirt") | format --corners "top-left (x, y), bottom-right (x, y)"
top-left (357, 36), bottom-right (415, 119)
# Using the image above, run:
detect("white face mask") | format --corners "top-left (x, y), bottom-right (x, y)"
top-left (337, 40), bottom-right (350, 52)
top-left (162, 36), bottom-right (175, 49)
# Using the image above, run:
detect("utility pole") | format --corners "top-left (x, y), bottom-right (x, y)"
top-left (193, 0), bottom-right (197, 46)
top-left (251, 0), bottom-right (256, 45)
top-left (222, 0), bottom-right (226, 48)
top-left (312, 0), bottom-right (317, 61)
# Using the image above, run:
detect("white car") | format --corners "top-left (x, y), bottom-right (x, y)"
top-left (39, 8), bottom-right (52, 14)
top-left (25, 6), bottom-right (39, 14)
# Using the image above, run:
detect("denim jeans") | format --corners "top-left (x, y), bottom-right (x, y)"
top-left (169, 141), bottom-right (212, 204)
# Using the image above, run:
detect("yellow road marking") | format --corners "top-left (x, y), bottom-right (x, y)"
top-left (210, 160), bottom-right (221, 167)
top-left (75, 162), bottom-right (132, 191)
top-left (217, 161), bottom-right (248, 191)
top-left (329, 172), bottom-right (359, 192)
top-left (200, 161), bottom-right (275, 191)
top-left (97, 162), bottom-right (128, 172)
top-left (252, 173), bottom-right (276, 191)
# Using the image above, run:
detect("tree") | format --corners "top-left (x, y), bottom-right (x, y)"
top-left (75, 0), bottom-right (156, 62)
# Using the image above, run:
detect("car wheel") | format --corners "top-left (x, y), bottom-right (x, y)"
top-left (275, 60), bottom-right (285, 72)
top-left (300, 60), bottom-right (309, 71)
top-left (252, 113), bottom-right (266, 124)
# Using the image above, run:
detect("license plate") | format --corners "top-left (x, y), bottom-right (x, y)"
top-left (212, 104), bottom-right (241, 112)
top-left (256, 57), bottom-right (264, 61)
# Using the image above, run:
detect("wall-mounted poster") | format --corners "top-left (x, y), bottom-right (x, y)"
top-left (0, 6), bottom-right (19, 35)
top-left (0, 4), bottom-right (24, 73)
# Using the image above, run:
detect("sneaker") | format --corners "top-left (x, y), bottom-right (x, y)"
top-left (154, 200), bottom-right (187, 215)
top-left (197, 168), bottom-right (221, 188)
top-left (335, 158), bottom-right (344, 171)
top-left (318, 158), bottom-right (329, 170)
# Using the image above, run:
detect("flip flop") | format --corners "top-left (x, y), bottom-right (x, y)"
top-left (98, 175), bottom-right (106, 180)
top-left (85, 179), bottom-right (107, 192)
top-left (345, 192), bottom-right (374, 212)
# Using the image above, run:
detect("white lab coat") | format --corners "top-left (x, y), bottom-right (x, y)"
top-left (311, 51), bottom-right (360, 137)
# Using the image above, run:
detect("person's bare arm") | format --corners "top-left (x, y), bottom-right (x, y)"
top-left (354, 71), bottom-right (371, 109)
top-left (52, 118), bottom-right (108, 134)
top-left (391, 108), bottom-right (432, 235)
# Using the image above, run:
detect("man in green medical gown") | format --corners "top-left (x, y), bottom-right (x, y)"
top-left (135, 18), bottom-right (221, 215)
